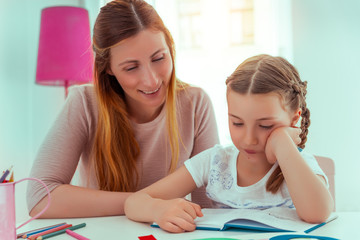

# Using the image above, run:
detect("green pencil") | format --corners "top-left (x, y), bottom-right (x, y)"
top-left (36, 223), bottom-right (86, 240)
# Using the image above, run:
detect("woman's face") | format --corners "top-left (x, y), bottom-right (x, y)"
top-left (108, 29), bottom-right (173, 122)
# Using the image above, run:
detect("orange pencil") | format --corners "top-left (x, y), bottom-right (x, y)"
top-left (9, 171), bottom-right (14, 182)
top-left (28, 224), bottom-right (72, 240)
top-left (17, 222), bottom-right (66, 238)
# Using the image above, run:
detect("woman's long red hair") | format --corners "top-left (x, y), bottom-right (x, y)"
top-left (92, 0), bottom-right (186, 192)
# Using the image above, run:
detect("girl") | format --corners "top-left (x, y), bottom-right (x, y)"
top-left (27, 0), bottom-right (219, 218)
top-left (124, 54), bottom-right (334, 233)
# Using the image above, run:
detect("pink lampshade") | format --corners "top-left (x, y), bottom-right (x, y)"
top-left (36, 6), bottom-right (93, 96)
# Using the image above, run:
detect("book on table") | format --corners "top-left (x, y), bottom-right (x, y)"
top-left (151, 207), bottom-right (337, 232)
top-left (193, 207), bottom-right (337, 232)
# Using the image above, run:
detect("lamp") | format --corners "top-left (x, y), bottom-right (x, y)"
top-left (36, 6), bottom-right (93, 97)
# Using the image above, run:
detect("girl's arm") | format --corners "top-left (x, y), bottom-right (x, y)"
top-left (30, 185), bottom-right (132, 217)
top-left (125, 166), bottom-right (202, 233)
top-left (266, 128), bottom-right (334, 223)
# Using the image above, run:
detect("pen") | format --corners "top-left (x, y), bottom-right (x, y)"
top-left (0, 166), bottom-right (13, 183)
top-left (37, 223), bottom-right (86, 240)
top-left (66, 229), bottom-right (90, 240)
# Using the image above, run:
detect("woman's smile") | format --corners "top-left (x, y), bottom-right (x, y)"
top-left (139, 85), bottom-right (161, 95)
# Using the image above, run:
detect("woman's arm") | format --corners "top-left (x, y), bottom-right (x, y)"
top-left (125, 166), bottom-right (202, 233)
top-left (182, 87), bottom-right (220, 207)
top-left (189, 88), bottom-right (220, 157)
top-left (266, 128), bottom-right (334, 223)
top-left (27, 86), bottom-right (111, 218)
top-left (30, 185), bottom-right (132, 218)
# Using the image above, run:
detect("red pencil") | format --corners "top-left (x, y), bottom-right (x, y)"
top-left (28, 224), bottom-right (72, 240)
top-left (17, 222), bottom-right (66, 238)
top-left (65, 229), bottom-right (90, 240)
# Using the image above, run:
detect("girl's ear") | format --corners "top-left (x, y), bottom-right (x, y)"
top-left (291, 108), bottom-right (302, 126)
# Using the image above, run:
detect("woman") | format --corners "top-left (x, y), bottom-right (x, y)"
top-left (27, 0), bottom-right (219, 218)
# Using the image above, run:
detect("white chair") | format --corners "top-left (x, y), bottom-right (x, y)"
top-left (315, 155), bottom-right (336, 210)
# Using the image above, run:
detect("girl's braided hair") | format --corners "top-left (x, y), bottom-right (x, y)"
top-left (226, 54), bottom-right (310, 193)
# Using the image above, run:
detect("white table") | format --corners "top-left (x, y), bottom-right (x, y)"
top-left (17, 212), bottom-right (358, 239)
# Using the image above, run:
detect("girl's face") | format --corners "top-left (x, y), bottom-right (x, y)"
top-left (227, 90), bottom-right (298, 163)
top-left (108, 29), bottom-right (173, 122)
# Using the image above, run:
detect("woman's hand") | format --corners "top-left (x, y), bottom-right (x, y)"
top-left (153, 198), bottom-right (203, 233)
top-left (265, 126), bottom-right (302, 164)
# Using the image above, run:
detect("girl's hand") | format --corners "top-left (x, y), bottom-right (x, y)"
top-left (153, 198), bottom-right (203, 233)
top-left (265, 126), bottom-right (302, 164)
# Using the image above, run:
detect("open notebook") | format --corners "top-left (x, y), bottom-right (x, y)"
top-left (152, 207), bottom-right (337, 232)
top-left (193, 207), bottom-right (337, 232)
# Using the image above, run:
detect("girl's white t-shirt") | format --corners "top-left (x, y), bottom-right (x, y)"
top-left (185, 144), bottom-right (328, 209)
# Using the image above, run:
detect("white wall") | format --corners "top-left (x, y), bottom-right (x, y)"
top-left (0, 0), bottom-right (100, 223)
top-left (292, 0), bottom-right (360, 211)
top-left (1, 0), bottom-right (37, 224)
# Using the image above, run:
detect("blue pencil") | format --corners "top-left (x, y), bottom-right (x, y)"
top-left (19, 223), bottom-right (66, 239)
top-left (0, 166), bottom-right (13, 182)
top-left (37, 223), bottom-right (86, 240)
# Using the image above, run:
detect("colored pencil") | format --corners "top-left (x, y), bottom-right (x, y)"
top-left (21, 223), bottom-right (67, 238)
top-left (17, 222), bottom-right (67, 239)
top-left (36, 223), bottom-right (86, 240)
top-left (66, 229), bottom-right (90, 240)
top-left (9, 171), bottom-right (14, 182)
top-left (28, 224), bottom-right (72, 240)
top-left (0, 166), bottom-right (13, 182)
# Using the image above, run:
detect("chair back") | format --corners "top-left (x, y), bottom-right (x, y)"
top-left (315, 155), bottom-right (335, 210)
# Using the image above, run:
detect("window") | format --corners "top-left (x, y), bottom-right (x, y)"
top-left (228, 0), bottom-right (254, 45)
top-left (177, 0), bottom-right (203, 49)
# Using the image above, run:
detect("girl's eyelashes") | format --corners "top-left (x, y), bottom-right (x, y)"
top-left (232, 122), bottom-right (274, 129)
top-left (259, 125), bottom-right (274, 129)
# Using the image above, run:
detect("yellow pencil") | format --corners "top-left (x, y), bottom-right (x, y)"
top-left (9, 171), bottom-right (14, 182)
